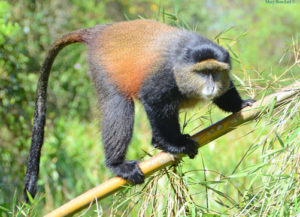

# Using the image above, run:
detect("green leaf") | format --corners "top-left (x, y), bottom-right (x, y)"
top-left (226, 43), bottom-right (239, 58)
top-left (0, 205), bottom-right (10, 213)
top-left (286, 127), bottom-right (300, 144)
top-left (261, 148), bottom-right (285, 158)
top-left (198, 180), bottom-right (226, 185)
top-left (267, 97), bottom-right (277, 119)
top-left (276, 132), bottom-right (285, 147)
top-left (26, 191), bottom-right (35, 204)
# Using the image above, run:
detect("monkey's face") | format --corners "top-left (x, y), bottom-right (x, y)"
top-left (174, 59), bottom-right (231, 101)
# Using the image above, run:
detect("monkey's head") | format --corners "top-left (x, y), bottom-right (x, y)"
top-left (174, 44), bottom-right (231, 101)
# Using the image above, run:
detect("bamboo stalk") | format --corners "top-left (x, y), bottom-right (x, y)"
top-left (44, 82), bottom-right (300, 217)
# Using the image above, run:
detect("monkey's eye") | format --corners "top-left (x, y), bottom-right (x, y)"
top-left (195, 70), bottom-right (208, 76)
top-left (196, 70), bottom-right (221, 81)
top-left (196, 71), bottom-right (213, 80)
top-left (196, 69), bottom-right (213, 76)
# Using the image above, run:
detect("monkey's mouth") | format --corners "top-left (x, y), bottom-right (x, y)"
top-left (201, 86), bottom-right (219, 100)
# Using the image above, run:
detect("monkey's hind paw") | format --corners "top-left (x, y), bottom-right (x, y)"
top-left (241, 99), bottom-right (256, 109)
top-left (108, 160), bottom-right (145, 184)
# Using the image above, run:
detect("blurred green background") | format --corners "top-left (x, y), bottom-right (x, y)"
top-left (0, 0), bottom-right (299, 216)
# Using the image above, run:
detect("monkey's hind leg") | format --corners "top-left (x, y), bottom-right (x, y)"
top-left (101, 93), bottom-right (144, 184)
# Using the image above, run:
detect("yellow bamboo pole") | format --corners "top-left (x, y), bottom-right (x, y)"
top-left (44, 82), bottom-right (300, 217)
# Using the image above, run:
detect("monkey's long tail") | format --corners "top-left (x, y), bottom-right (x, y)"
top-left (24, 29), bottom-right (88, 202)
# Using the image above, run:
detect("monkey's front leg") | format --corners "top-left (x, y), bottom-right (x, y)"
top-left (142, 101), bottom-right (198, 159)
top-left (213, 81), bottom-right (255, 113)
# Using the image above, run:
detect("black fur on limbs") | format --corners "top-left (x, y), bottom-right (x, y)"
top-left (24, 21), bottom-right (255, 202)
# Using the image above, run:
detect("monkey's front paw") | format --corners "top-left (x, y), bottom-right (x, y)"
top-left (241, 99), bottom-right (256, 109)
top-left (152, 136), bottom-right (198, 158)
top-left (179, 134), bottom-right (198, 159)
top-left (109, 160), bottom-right (145, 184)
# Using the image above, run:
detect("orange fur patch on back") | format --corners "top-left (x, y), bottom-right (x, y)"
top-left (97, 20), bottom-right (177, 97)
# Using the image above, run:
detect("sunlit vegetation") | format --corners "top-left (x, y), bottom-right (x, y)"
top-left (0, 0), bottom-right (299, 216)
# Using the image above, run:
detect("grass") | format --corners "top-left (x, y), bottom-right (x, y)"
top-left (94, 90), bottom-right (299, 217)
top-left (2, 14), bottom-right (300, 217)
top-left (3, 78), bottom-right (299, 217)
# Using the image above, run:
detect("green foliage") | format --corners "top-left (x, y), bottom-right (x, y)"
top-left (0, 0), bottom-right (299, 216)
top-left (0, 2), bottom-right (33, 211)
